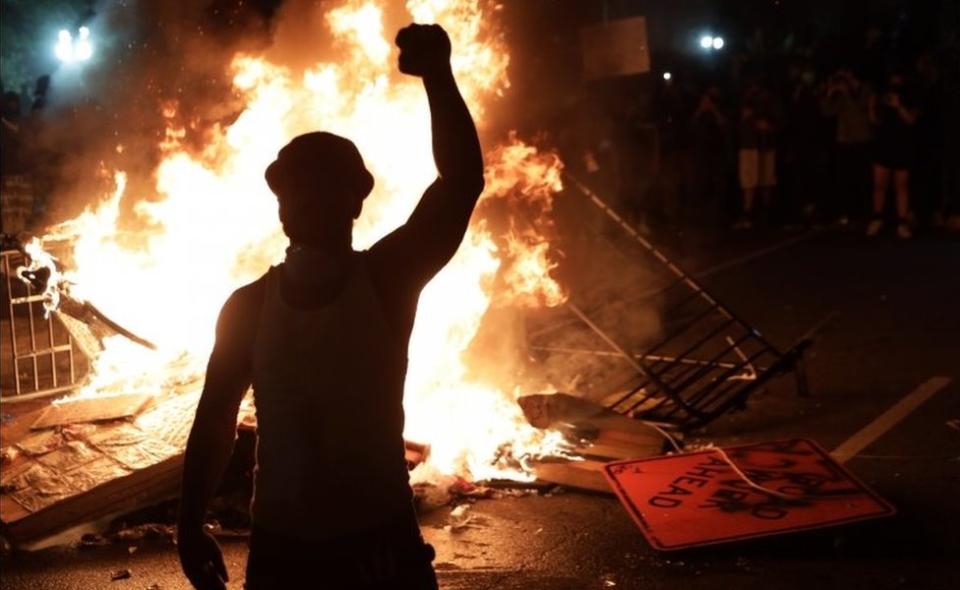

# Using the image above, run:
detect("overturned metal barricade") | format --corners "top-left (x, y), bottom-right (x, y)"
top-left (1, 248), bottom-right (81, 400)
top-left (564, 178), bottom-right (811, 431)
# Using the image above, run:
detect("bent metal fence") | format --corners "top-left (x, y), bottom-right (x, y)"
top-left (563, 177), bottom-right (811, 431)
top-left (1, 248), bottom-right (81, 400)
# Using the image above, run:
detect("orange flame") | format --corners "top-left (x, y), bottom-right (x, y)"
top-left (35, 0), bottom-right (567, 481)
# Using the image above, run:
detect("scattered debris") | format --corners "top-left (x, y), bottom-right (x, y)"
top-left (110, 568), bottom-right (132, 581)
top-left (115, 523), bottom-right (176, 543)
top-left (79, 522), bottom-right (176, 550)
top-left (1, 446), bottom-right (20, 465)
top-left (444, 504), bottom-right (474, 533)
top-left (79, 533), bottom-right (110, 549)
top-left (946, 419), bottom-right (960, 432)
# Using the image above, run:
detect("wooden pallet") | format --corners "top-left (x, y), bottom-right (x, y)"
top-left (520, 393), bottom-right (675, 494)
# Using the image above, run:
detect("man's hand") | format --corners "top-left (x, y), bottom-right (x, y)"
top-left (396, 23), bottom-right (451, 78)
top-left (178, 525), bottom-right (228, 590)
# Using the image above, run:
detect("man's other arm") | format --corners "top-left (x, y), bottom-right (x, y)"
top-left (177, 289), bottom-right (255, 589)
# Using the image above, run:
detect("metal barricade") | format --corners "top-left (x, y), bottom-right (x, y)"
top-left (563, 177), bottom-right (810, 431)
top-left (1, 249), bottom-right (80, 400)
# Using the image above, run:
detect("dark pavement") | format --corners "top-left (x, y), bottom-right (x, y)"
top-left (2, 227), bottom-right (959, 589)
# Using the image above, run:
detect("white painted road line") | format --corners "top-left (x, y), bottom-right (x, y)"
top-left (695, 231), bottom-right (816, 280)
top-left (831, 376), bottom-right (953, 464)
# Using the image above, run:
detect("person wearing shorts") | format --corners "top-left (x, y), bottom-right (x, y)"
top-left (733, 95), bottom-right (778, 229)
top-left (867, 73), bottom-right (919, 238)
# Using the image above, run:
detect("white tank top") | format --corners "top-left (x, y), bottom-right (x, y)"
top-left (251, 256), bottom-right (414, 539)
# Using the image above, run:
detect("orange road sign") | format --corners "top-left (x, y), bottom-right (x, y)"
top-left (603, 439), bottom-right (895, 551)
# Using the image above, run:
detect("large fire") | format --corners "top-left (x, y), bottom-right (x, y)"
top-left (32, 0), bottom-right (567, 481)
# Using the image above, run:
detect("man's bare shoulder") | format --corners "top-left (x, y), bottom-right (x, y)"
top-left (218, 272), bottom-right (269, 331)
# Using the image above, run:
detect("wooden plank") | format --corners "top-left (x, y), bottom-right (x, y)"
top-left (535, 460), bottom-right (611, 494)
top-left (32, 394), bottom-right (153, 429)
top-left (579, 440), bottom-right (660, 462)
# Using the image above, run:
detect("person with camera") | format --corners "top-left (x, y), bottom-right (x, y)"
top-left (822, 68), bottom-right (873, 226)
top-left (867, 72), bottom-right (919, 238)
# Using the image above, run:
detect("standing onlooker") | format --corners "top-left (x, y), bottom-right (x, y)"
top-left (867, 73), bottom-right (919, 238)
top-left (733, 84), bottom-right (779, 229)
top-left (822, 68), bottom-right (873, 225)
top-left (782, 62), bottom-right (828, 226)
top-left (687, 86), bottom-right (728, 229)
top-left (649, 75), bottom-right (694, 231)
top-left (913, 54), bottom-right (945, 229)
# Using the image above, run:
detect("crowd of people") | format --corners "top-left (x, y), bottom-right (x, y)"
top-left (570, 48), bottom-right (958, 241)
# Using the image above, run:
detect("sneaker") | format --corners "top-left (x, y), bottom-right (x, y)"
top-left (896, 222), bottom-right (912, 239)
top-left (731, 216), bottom-right (753, 230)
top-left (865, 218), bottom-right (883, 237)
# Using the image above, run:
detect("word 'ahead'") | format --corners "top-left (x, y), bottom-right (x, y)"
top-left (603, 439), bottom-right (894, 551)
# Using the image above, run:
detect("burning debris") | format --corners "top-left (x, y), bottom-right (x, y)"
top-left (0, 0), bottom-right (811, 553)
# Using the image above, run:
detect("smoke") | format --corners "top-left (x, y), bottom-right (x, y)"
top-left (36, 0), bottom-right (272, 228)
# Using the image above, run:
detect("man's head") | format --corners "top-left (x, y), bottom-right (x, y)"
top-left (265, 132), bottom-right (374, 248)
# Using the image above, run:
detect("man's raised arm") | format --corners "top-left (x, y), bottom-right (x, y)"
top-left (371, 24), bottom-right (485, 285)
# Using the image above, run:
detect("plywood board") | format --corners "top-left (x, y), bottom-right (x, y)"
top-left (1, 392), bottom-right (197, 543)
top-left (32, 394), bottom-right (153, 429)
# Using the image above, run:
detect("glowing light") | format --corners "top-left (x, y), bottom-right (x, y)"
top-left (75, 26), bottom-right (93, 60)
top-left (55, 29), bottom-right (74, 63)
top-left (54, 26), bottom-right (93, 63)
top-left (662, 71), bottom-right (672, 81)
top-left (699, 35), bottom-right (714, 49)
top-left (712, 36), bottom-right (725, 50)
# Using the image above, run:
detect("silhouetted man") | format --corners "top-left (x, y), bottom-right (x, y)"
top-left (177, 23), bottom-right (483, 590)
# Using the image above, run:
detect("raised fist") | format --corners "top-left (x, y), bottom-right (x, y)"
top-left (396, 23), bottom-right (451, 77)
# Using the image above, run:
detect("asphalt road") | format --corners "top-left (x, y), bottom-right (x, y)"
top-left (2, 227), bottom-right (959, 589)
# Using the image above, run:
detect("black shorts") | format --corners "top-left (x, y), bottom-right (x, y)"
top-left (245, 517), bottom-right (438, 590)
top-left (873, 138), bottom-right (914, 171)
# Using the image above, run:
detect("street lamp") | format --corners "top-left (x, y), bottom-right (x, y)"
top-left (54, 26), bottom-right (94, 63)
